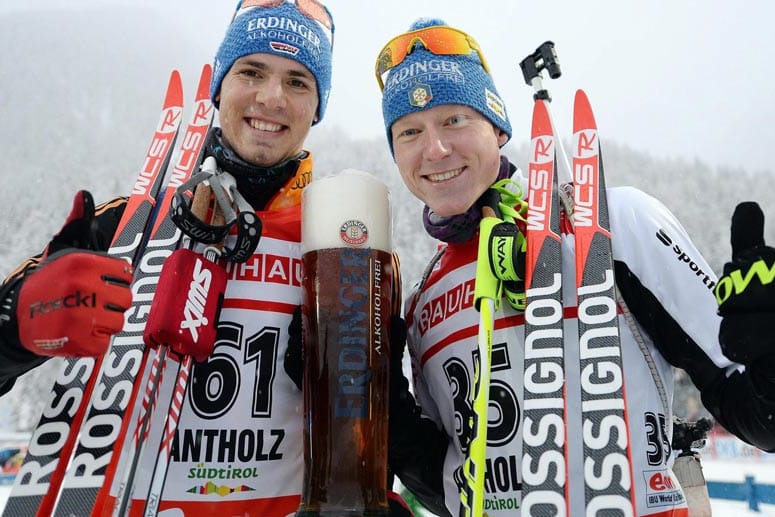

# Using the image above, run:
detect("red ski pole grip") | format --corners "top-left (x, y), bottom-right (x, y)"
top-left (144, 248), bottom-right (226, 362)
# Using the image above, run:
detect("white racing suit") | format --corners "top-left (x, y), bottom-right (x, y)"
top-left (399, 180), bottom-right (775, 516)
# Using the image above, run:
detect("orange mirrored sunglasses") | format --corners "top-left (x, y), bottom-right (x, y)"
top-left (374, 26), bottom-right (491, 91)
top-left (238, 0), bottom-right (333, 31)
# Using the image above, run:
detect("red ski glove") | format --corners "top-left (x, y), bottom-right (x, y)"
top-left (144, 248), bottom-right (226, 363)
top-left (14, 190), bottom-right (133, 357)
top-left (16, 250), bottom-right (133, 356)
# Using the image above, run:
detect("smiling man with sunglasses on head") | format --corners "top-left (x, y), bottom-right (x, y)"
top-left (376, 17), bottom-right (775, 517)
top-left (0, 1), bottom-right (413, 515)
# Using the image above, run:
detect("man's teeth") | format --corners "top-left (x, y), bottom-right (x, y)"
top-left (427, 168), bottom-right (462, 182)
top-left (250, 120), bottom-right (282, 132)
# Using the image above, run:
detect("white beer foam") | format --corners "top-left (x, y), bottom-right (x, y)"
top-left (302, 169), bottom-right (392, 252)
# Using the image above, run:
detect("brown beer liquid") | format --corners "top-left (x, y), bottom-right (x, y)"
top-left (298, 247), bottom-right (392, 517)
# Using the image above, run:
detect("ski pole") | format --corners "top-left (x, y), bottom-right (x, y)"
top-left (140, 176), bottom-right (228, 517)
top-left (460, 176), bottom-right (530, 515)
top-left (519, 66), bottom-right (570, 517)
top-left (460, 204), bottom-right (501, 517)
top-left (520, 41), bottom-right (575, 222)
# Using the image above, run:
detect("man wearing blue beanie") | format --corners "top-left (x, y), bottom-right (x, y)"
top-left (379, 18), bottom-right (511, 157)
top-left (377, 16), bottom-right (775, 517)
top-left (210, 0), bottom-right (333, 170)
top-left (211, 0), bottom-right (333, 124)
top-left (375, 18), bottom-right (517, 517)
top-left (1, 1), bottom-right (409, 516)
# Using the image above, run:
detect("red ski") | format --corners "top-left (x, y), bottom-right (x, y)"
top-left (520, 98), bottom-right (569, 516)
top-left (50, 64), bottom-right (214, 517)
top-left (2, 69), bottom-right (184, 517)
top-left (572, 89), bottom-right (636, 515)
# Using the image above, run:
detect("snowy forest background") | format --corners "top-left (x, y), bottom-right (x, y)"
top-left (2, 7), bottom-right (775, 431)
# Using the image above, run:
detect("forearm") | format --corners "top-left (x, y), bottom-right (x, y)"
top-left (0, 195), bottom-right (127, 393)
top-left (388, 371), bottom-right (451, 517)
top-left (660, 323), bottom-right (775, 452)
top-left (698, 360), bottom-right (775, 452)
top-left (703, 202), bottom-right (775, 450)
top-left (614, 260), bottom-right (775, 450)
top-left (0, 277), bottom-right (48, 395)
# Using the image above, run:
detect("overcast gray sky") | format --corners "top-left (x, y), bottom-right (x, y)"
top-left (4, 0), bottom-right (774, 173)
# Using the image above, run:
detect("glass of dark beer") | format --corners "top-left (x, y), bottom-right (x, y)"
top-left (297, 170), bottom-right (394, 516)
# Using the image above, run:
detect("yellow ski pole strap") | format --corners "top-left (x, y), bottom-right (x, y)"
top-left (474, 214), bottom-right (502, 310)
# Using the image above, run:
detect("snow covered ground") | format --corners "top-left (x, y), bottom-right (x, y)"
top-left (701, 458), bottom-right (775, 515)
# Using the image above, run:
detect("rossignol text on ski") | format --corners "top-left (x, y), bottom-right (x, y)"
top-left (520, 92), bottom-right (569, 517)
top-left (516, 42), bottom-right (636, 516)
top-left (2, 64), bottom-right (217, 517)
top-left (2, 70), bottom-right (185, 517)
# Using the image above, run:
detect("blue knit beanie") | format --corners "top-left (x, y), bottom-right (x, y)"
top-left (211, 0), bottom-right (334, 125)
top-left (381, 18), bottom-right (511, 153)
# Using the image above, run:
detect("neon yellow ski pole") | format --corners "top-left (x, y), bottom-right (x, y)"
top-left (460, 208), bottom-right (501, 517)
